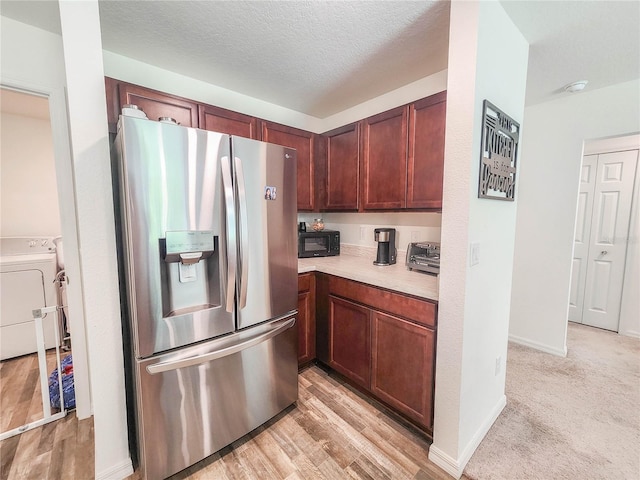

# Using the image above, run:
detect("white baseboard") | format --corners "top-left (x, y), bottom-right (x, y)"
top-left (96, 459), bottom-right (133, 480)
top-left (618, 329), bottom-right (640, 339)
top-left (429, 445), bottom-right (462, 479)
top-left (429, 394), bottom-right (507, 479)
top-left (508, 334), bottom-right (567, 357)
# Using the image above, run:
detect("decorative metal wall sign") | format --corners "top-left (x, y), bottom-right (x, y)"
top-left (478, 100), bottom-right (520, 201)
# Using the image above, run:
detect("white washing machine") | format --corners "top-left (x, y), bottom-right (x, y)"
top-left (1, 237), bottom-right (59, 360)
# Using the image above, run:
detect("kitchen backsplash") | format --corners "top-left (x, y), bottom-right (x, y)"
top-left (297, 212), bottom-right (441, 249)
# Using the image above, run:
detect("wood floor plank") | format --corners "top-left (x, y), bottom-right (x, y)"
top-left (46, 432), bottom-right (65, 480)
top-left (0, 435), bottom-right (19, 480)
top-left (35, 419), bottom-right (57, 456)
top-left (345, 459), bottom-right (377, 480)
top-left (278, 413), bottom-right (329, 467)
top-left (59, 429), bottom-right (77, 480)
top-left (1, 365), bottom-right (454, 480)
top-left (315, 455), bottom-right (348, 479)
top-left (237, 444), bottom-right (281, 479)
top-left (252, 424), bottom-right (297, 479)
top-left (355, 455), bottom-right (394, 480)
top-left (7, 428), bottom-right (41, 480)
top-left (360, 426), bottom-right (422, 476)
top-left (288, 448), bottom-right (324, 480)
top-left (219, 447), bottom-right (252, 480)
top-left (26, 451), bottom-right (51, 480)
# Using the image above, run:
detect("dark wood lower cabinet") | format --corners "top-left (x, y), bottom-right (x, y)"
top-left (297, 273), bottom-right (316, 366)
top-left (371, 311), bottom-right (434, 429)
top-left (321, 274), bottom-right (437, 433)
top-left (328, 296), bottom-right (371, 389)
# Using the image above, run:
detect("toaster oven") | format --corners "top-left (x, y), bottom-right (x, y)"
top-left (406, 241), bottom-right (440, 275)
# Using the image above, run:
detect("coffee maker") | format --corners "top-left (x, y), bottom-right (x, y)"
top-left (373, 228), bottom-right (397, 266)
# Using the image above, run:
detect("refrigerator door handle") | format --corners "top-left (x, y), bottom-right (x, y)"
top-left (234, 156), bottom-right (249, 309)
top-left (145, 317), bottom-right (296, 374)
top-left (221, 154), bottom-right (236, 313)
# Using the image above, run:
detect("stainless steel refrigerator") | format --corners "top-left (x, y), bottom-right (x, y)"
top-left (113, 115), bottom-right (298, 480)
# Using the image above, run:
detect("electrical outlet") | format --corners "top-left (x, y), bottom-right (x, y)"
top-left (495, 356), bottom-right (501, 376)
top-left (360, 226), bottom-right (366, 241)
top-left (470, 242), bottom-right (480, 266)
top-left (411, 231), bottom-right (420, 242)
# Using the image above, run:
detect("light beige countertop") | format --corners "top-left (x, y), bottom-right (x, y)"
top-left (298, 244), bottom-right (439, 302)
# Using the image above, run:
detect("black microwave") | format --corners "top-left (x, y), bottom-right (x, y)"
top-left (298, 230), bottom-right (340, 258)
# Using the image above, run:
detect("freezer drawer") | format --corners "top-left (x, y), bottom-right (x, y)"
top-left (135, 316), bottom-right (298, 480)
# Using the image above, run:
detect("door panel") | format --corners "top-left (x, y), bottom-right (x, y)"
top-left (582, 150), bottom-right (638, 331)
top-left (569, 155), bottom-right (597, 323)
top-left (233, 137), bottom-right (298, 329)
top-left (137, 318), bottom-right (297, 480)
top-left (328, 295), bottom-right (370, 388)
top-left (117, 117), bottom-right (234, 357)
top-left (361, 106), bottom-right (408, 210)
top-left (371, 311), bottom-right (434, 428)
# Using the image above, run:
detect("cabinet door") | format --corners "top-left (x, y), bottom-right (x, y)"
top-left (297, 274), bottom-right (316, 366)
top-left (323, 123), bottom-right (360, 211)
top-left (261, 122), bottom-right (316, 211)
top-left (407, 92), bottom-right (446, 209)
top-left (328, 296), bottom-right (371, 388)
top-left (361, 106), bottom-right (408, 210)
top-left (371, 311), bottom-right (434, 429)
top-left (198, 104), bottom-right (258, 139)
top-left (119, 83), bottom-right (198, 127)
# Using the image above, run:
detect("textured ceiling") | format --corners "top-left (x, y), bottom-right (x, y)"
top-left (501, 0), bottom-right (640, 106)
top-left (97, 1), bottom-right (450, 118)
top-left (1, 1), bottom-right (639, 116)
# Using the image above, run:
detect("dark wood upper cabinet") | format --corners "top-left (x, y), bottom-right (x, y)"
top-left (407, 92), bottom-right (447, 209)
top-left (104, 77), bottom-right (121, 134)
top-left (261, 122), bottom-right (316, 211)
top-left (361, 106), bottom-right (408, 210)
top-left (198, 104), bottom-right (257, 139)
top-left (322, 123), bottom-right (360, 211)
top-left (118, 82), bottom-right (199, 128)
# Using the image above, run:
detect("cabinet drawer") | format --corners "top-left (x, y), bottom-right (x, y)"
top-left (328, 276), bottom-right (436, 328)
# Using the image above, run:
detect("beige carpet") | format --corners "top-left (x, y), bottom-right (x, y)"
top-left (464, 322), bottom-right (640, 480)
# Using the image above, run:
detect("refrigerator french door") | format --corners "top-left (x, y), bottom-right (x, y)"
top-left (114, 115), bottom-right (298, 480)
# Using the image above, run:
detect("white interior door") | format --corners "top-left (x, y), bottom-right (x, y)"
top-left (569, 155), bottom-right (597, 322)
top-left (581, 150), bottom-right (638, 331)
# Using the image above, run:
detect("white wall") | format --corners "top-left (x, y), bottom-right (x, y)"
top-left (0, 15), bottom-right (92, 420)
top-left (429, 2), bottom-right (528, 478)
top-left (510, 79), bottom-right (640, 355)
top-left (58, 2), bottom-right (131, 479)
top-left (297, 212), bottom-right (442, 250)
top-left (0, 111), bottom-right (61, 236)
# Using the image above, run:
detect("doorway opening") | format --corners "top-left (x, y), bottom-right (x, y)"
top-left (0, 87), bottom-right (75, 438)
top-left (569, 133), bottom-right (640, 335)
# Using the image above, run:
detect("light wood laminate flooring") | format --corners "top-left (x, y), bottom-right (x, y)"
top-left (2, 364), bottom-right (454, 479)
top-left (1, 350), bottom-right (93, 480)
top-left (1, 350), bottom-right (60, 433)
top-left (130, 365), bottom-right (453, 480)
